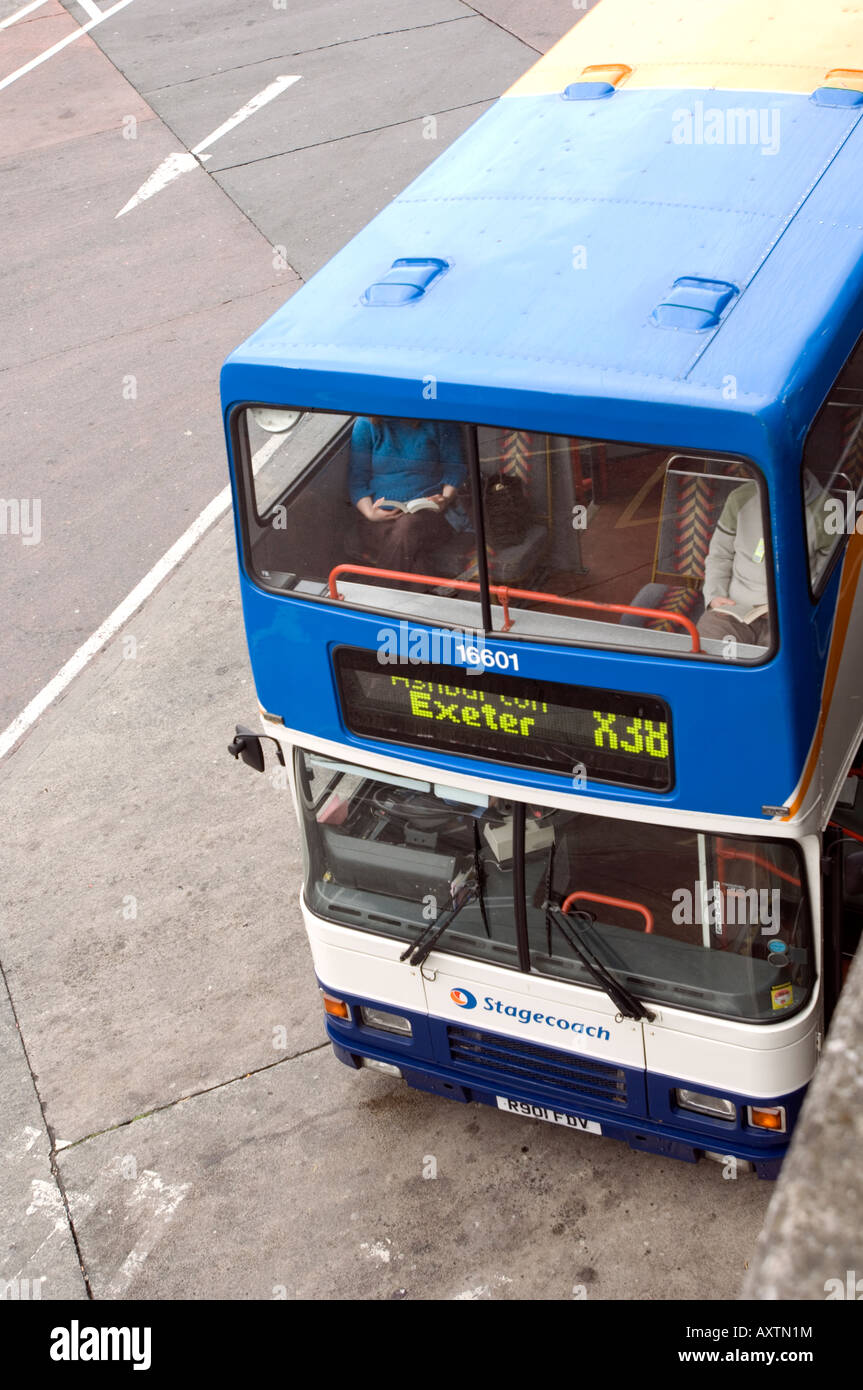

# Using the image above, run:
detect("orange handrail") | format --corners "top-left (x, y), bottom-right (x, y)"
top-left (715, 842), bottom-right (801, 888)
top-left (829, 820), bottom-right (863, 846)
top-left (327, 564), bottom-right (701, 651)
top-left (562, 890), bottom-right (654, 934)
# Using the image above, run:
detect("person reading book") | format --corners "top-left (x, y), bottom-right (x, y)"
top-left (698, 473), bottom-right (835, 649)
top-left (349, 416), bottom-right (467, 574)
top-left (373, 496), bottom-right (443, 514)
top-left (697, 483), bottom-right (770, 647)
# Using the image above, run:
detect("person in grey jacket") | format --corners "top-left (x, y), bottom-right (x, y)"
top-left (698, 474), bottom-right (835, 649)
top-left (697, 483), bottom-right (770, 647)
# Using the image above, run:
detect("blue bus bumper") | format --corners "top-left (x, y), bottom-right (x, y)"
top-left (320, 981), bottom-right (806, 1180)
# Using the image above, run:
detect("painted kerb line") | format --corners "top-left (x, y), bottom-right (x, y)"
top-left (0, 0), bottom-right (137, 90)
top-left (0, 439), bottom-right (283, 762)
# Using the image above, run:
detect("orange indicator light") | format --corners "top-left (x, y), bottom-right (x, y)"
top-left (321, 992), bottom-right (350, 1020)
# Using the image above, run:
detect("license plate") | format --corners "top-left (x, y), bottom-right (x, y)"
top-left (496, 1096), bottom-right (602, 1134)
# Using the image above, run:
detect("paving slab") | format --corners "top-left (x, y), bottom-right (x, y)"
top-left (470, 0), bottom-right (600, 52)
top-left (215, 99), bottom-right (495, 280)
top-left (59, 0), bottom-right (470, 96)
top-left (0, 0), bottom-right (62, 19)
top-left (143, 18), bottom-right (533, 175)
top-left (0, 3), bottom-right (151, 165)
top-left (0, 118), bottom-right (296, 375)
top-left (57, 1041), bottom-right (771, 1300)
top-left (0, 981), bottom-right (87, 1300)
top-left (0, 41), bottom-right (154, 159)
top-left (0, 2), bottom-right (70, 85)
top-left (0, 512), bottom-right (319, 1142)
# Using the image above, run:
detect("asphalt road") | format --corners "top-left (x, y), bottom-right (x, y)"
top-left (0, 0), bottom-right (772, 1302)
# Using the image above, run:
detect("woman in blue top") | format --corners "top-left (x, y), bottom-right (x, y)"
top-left (349, 416), bottom-right (467, 573)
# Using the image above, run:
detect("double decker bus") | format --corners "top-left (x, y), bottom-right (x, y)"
top-left (222, 0), bottom-right (863, 1178)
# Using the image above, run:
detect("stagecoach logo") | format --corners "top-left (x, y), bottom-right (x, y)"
top-left (450, 988), bottom-right (477, 1008)
top-left (450, 987), bottom-right (610, 1041)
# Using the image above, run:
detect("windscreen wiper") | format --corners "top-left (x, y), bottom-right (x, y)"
top-left (401, 819), bottom-right (489, 968)
top-left (546, 904), bottom-right (655, 1022)
top-left (401, 877), bottom-right (477, 968)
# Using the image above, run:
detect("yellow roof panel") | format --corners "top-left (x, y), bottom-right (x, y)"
top-left (506, 0), bottom-right (863, 97)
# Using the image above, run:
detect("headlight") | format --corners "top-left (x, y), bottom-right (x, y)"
top-left (359, 1006), bottom-right (412, 1036)
top-left (675, 1088), bottom-right (736, 1121)
top-left (361, 1058), bottom-right (403, 1077)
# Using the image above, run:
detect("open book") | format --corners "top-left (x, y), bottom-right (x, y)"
top-left (377, 496), bottom-right (441, 514)
top-left (741, 603), bottom-right (769, 625)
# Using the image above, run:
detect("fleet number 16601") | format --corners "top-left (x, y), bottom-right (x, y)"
top-left (455, 644), bottom-right (520, 672)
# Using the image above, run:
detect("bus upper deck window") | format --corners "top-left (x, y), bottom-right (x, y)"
top-left (235, 406), bottom-right (771, 663)
top-left (237, 406), bottom-right (481, 618)
top-left (801, 335), bottom-right (863, 597)
top-left (474, 432), bottom-right (771, 663)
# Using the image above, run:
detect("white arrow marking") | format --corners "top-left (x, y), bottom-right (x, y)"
top-left (115, 74), bottom-right (301, 218)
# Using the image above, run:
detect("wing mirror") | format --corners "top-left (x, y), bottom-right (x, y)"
top-left (227, 724), bottom-right (285, 772)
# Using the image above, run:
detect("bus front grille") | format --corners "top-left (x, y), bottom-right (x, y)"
top-left (446, 1025), bottom-right (628, 1106)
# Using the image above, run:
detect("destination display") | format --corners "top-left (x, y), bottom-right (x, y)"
top-left (335, 648), bottom-right (673, 791)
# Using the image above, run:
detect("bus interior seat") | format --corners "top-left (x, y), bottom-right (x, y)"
top-left (475, 431), bottom-right (554, 587)
top-left (620, 465), bottom-right (749, 633)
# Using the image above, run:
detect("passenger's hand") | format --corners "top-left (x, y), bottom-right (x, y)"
top-left (709, 596), bottom-right (735, 609)
top-left (370, 501), bottom-right (399, 521)
top-left (357, 497), bottom-right (398, 521)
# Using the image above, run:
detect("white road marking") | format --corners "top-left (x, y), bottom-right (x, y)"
top-left (0, 0), bottom-right (137, 91)
top-left (22, 1124), bottom-right (42, 1152)
top-left (73, 0), bottom-right (105, 20)
top-left (115, 74), bottom-right (301, 217)
top-left (0, 0), bottom-right (50, 30)
top-left (249, 431), bottom-right (286, 472)
top-left (191, 74), bottom-right (302, 156)
top-left (116, 150), bottom-right (200, 216)
top-left (0, 437), bottom-right (284, 763)
top-left (105, 1165), bottom-right (190, 1298)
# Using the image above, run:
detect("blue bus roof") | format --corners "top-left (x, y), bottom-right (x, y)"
top-left (221, 72), bottom-right (863, 461)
